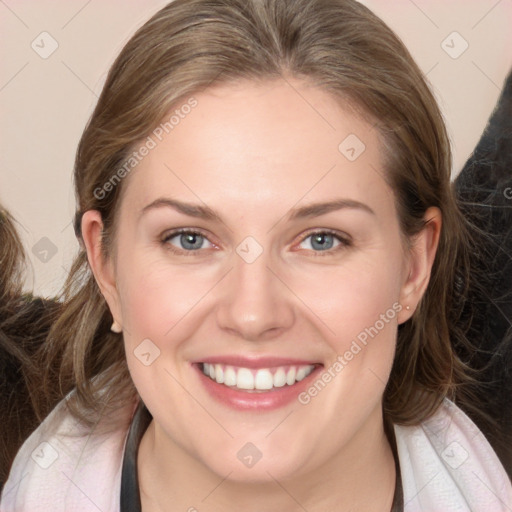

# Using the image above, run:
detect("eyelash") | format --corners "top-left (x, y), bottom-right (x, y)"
top-left (160, 228), bottom-right (352, 256)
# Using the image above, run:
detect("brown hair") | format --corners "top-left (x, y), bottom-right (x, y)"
top-left (0, 208), bottom-right (60, 483)
top-left (41, 0), bottom-right (481, 429)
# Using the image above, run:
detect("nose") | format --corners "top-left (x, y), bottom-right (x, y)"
top-left (215, 252), bottom-right (295, 342)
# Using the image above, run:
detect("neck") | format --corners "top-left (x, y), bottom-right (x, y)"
top-left (138, 406), bottom-right (396, 512)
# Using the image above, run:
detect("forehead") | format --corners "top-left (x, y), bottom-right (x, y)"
top-left (120, 78), bottom-right (393, 218)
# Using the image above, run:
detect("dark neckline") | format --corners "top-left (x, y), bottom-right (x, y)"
top-left (120, 402), bottom-right (152, 512)
top-left (120, 403), bottom-right (403, 511)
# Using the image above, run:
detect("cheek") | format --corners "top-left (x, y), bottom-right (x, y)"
top-left (288, 252), bottom-right (403, 343)
top-left (115, 248), bottom-right (216, 343)
top-left (285, 254), bottom-right (403, 452)
top-left (114, 253), bottom-right (214, 416)
top-left (285, 249), bottom-right (405, 411)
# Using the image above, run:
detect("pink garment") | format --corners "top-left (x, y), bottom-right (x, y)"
top-left (1, 397), bottom-right (511, 511)
top-left (1, 399), bottom-right (128, 511)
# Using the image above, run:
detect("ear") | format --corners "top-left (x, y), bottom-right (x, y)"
top-left (398, 207), bottom-right (442, 324)
top-left (81, 210), bottom-right (123, 329)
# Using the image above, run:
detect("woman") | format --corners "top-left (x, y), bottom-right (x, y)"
top-left (2, 0), bottom-right (510, 510)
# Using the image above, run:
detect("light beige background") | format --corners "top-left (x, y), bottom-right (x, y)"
top-left (1, 0), bottom-right (511, 297)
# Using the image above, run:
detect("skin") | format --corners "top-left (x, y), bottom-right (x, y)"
top-left (82, 78), bottom-right (441, 511)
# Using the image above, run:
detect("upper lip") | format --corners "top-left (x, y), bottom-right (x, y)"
top-left (193, 355), bottom-right (323, 369)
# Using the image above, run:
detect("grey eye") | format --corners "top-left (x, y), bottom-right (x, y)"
top-left (300, 233), bottom-right (341, 251)
top-left (167, 232), bottom-right (212, 251)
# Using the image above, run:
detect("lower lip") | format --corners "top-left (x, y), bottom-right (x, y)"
top-left (193, 364), bottom-right (323, 411)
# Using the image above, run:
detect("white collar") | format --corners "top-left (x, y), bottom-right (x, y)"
top-left (395, 399), bottom-right (512, 511)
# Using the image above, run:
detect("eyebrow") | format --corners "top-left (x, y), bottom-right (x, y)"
top-left (140, 198), bottom-right (221, 222)
top-left (288, 199), bottom-right (375, 220)
top-left (139, 197), bottom-right (375, 223)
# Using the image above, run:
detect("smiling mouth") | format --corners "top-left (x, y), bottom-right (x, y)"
top-left (200, 363), bottom-right (317, 392)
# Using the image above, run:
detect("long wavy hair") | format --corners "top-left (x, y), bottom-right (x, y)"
top-left (40, 0), bottom-right (484, 432)
top-left (0, 208), bottom-right (60, 485)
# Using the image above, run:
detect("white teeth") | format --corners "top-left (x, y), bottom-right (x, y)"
top-left (296, 367), bottom-right (308, 381)
top-left (273, 368), bottom-right (286, 388)
top-left (201, 363), bottom-right (315, 391)
top-left (224, 366), bottom-right (237, 386)
top-left (237, 368), bottom-right (255, 390)
top-left (286, 366), bottom-right (296, 385)
top-left (214, 364), bottom-right (224, 384)
top-left (254, 369), bottom-right (273, 390)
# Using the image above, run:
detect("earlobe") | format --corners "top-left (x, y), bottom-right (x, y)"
top-left (398, 207), bottom-right (442, 323)
top-left (81, 210), bottom-right (123, 327)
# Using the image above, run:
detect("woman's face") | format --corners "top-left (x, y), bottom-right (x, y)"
top-left (89, 78), bottom-right (432, 482)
